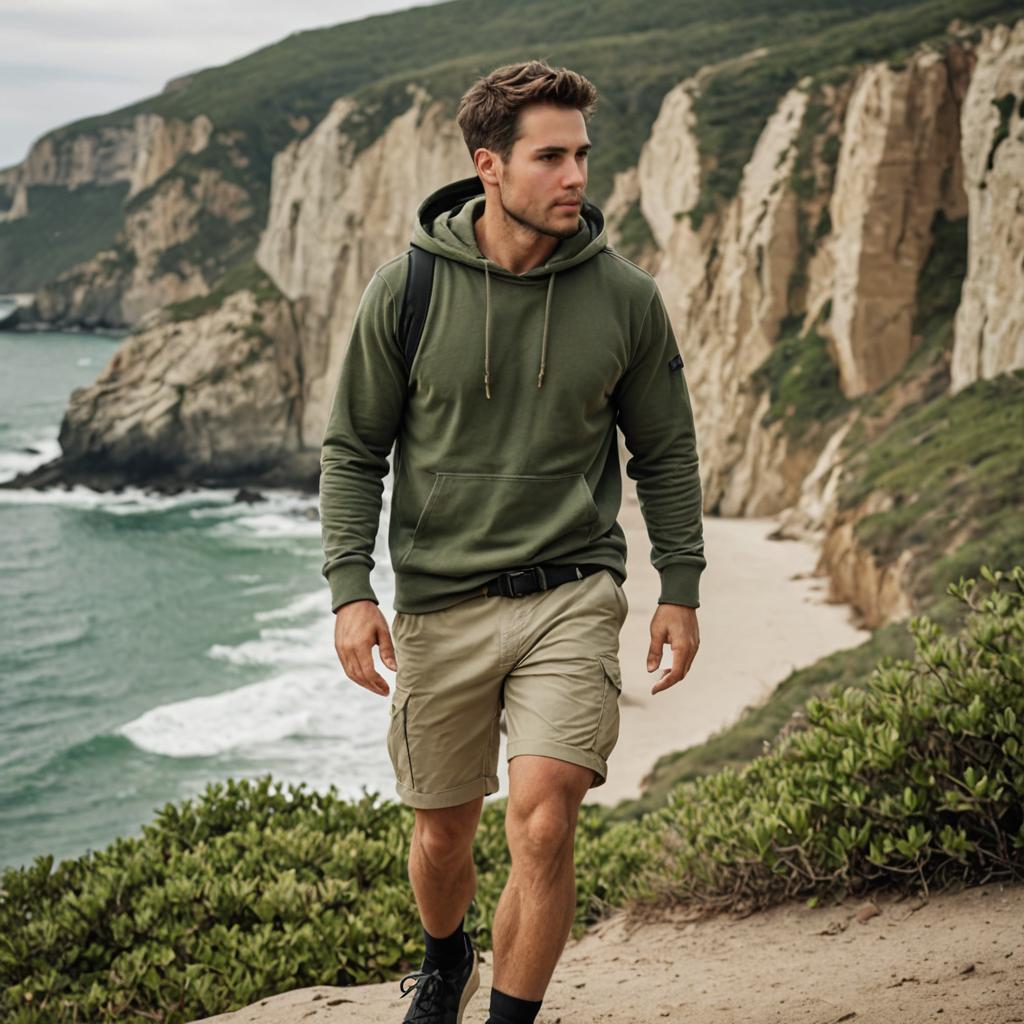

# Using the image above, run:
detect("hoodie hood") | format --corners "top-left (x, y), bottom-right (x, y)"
top-left (410, 174), bottom-right (608, 397)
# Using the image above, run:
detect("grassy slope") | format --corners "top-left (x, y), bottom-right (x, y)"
top-left (0, 185), bottom-right (129, 291)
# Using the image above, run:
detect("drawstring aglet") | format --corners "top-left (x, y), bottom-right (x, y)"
top-left (536, 368), bottom-right (544, 388)
top-left (484, 370), bottom-right (491, 399)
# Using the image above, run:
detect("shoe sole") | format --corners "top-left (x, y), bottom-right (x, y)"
top-left (456, 949), bottom-right (480, 1023)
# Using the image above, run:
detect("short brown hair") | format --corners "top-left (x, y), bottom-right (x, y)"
top-left (456, 59), bottom-right (598, 166)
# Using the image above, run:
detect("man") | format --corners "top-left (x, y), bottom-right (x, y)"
top-left (319, 59), bottom-right (705, 1024)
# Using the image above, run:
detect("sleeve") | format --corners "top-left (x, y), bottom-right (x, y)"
top-left (319, 270), bottom-right (408, 612)
top-left (612, 282), bottom-right (706, 608)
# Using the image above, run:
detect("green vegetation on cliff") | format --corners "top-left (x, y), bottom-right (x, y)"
top-left (0, 184), bottom-right (129, 292)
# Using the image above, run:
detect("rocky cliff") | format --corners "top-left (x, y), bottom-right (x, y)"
top-left (9, 288), bottom-right (311, 492)
top-left (595, 22), bottom-right (1022, 627)
top-left (6, 17), bottom-right (1023, 631)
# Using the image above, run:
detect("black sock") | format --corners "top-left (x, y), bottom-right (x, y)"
top-left (487, 985), bottom-right (543, 1024)
top-left (422, 916), bottom-right (468, 974)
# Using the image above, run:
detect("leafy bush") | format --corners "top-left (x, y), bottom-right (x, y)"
top-left (628, 565), bottom-right (1024, 920)
top-left (0, 777), bottom-right (649, 1023)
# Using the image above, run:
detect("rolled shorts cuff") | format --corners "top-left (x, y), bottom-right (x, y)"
top-left (505, 738), bottom-right (609, 788)
top-left (395, 773), bottom-right (500, 809)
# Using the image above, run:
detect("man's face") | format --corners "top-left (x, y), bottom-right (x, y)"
top-left (488, 103), bottom-right (591, 240)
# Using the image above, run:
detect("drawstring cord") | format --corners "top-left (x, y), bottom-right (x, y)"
top-left (482, 261), bottom-right (556, 398)
top-left (538, 271), bottom-right (554, 389)
top-left (483, 262), bottom-right (492, 399)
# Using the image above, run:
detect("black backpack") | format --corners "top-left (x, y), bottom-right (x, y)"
top-left (397, 243), bottom-right (436, 375)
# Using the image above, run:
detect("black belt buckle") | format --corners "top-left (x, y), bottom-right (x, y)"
top-left (498, 567), bottom-right (545, 597)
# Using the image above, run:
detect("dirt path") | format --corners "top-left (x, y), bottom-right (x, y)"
top-left (190, 879), bottom-right (1024, 1024)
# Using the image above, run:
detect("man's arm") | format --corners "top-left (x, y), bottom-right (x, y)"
top-left (612, 281), bottom-right (706, 608)
top-left (319, 270), bottom-right (408, 612)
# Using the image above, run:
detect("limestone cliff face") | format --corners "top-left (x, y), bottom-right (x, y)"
top-left (952, 20), bottom-right (1024, 393)
top-left (623, 72), bottom-right (810, 518)
top-left (119, 166), bottom-right (253, 321)
top-left (825, 49), bottom-right (970, 398)
top-left (256, 84), bottom-right (472, 447)
top-left (611, 29), bottom-right (1020, 626)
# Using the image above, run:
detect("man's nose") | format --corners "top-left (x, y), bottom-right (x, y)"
top-left (563, 165), bottom-right (585, 189)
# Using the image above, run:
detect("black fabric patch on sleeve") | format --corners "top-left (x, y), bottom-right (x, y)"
top-left (668, 353), bottom-right (684, 372)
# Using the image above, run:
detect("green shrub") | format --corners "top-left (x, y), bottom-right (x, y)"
top-left (0, 776), bottom-right (649, 1023)
top-left (628, 565), bottom-right (1024, 920)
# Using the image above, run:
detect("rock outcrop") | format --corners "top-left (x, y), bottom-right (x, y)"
top-left (2, 290), bottom-right (311, 492)
top-left (951, 19), bottom-right (1024, 393)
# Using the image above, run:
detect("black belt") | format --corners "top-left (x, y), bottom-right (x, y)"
top-left (481, 563), bottom-right (607, 598)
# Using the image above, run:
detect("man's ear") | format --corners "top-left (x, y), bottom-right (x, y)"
top-left (475, 148), bottom-right (498, 187)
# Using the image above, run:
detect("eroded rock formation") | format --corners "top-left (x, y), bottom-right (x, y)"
top-left (951, 19), bottom-right (1024, 393)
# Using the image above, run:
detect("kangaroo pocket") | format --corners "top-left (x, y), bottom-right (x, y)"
top-left (398, 471), bottom-right (601, 575)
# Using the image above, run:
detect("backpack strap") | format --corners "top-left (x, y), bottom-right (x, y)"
top-left (398, 243), bottom-right (435, 374)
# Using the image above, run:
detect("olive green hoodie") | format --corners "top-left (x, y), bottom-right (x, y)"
top-left (319, 174), bottom-right (706, 614)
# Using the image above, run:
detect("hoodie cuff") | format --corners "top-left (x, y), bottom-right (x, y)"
top-left (328, 563), bottom-right (379, 613)
top-left (657, 563), bottom-right (702, 609)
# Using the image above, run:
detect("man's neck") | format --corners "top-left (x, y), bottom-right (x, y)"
top-left (473, 200), bottom-right (560, 277)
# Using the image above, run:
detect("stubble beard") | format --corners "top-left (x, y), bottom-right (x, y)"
top-left (497, 178), bottom-right (580, 241)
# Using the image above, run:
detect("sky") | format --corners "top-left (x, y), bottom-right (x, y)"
top-left (0, 0), bottom-right (448, 169)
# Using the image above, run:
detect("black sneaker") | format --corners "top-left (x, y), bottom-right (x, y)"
top-left (398, 932), bottom-right (480, 1023)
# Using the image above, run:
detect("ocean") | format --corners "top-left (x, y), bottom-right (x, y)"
top-left (0, 329), bottom-right (414, 872)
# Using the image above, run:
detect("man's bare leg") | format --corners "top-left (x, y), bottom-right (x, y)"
top-left (408, 795), bottom-right (484, 938)
top-left (490, 754), bottom-right (595, 1000)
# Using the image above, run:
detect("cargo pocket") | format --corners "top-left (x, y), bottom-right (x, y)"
top-left (592, 653), bottom-right (623, 759)
top-left (398, 471), bottom-right (601, 574)
top-left (386, 689), bottom-right (416, 790)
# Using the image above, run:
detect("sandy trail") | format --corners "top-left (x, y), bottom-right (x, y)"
top-left (191, 880), bottom-right (1024, 1023)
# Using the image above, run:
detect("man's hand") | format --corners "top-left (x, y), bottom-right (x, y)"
top-left (334, 600), bottom-right (398, 697)
top-left (646, 604), bottom-right (700, 695)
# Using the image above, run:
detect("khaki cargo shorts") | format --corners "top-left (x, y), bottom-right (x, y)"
top-left (386, 567), bottom-right (628, 809)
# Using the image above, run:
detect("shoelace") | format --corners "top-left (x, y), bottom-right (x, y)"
top-left (399, 966), bottom-right (453, 1019)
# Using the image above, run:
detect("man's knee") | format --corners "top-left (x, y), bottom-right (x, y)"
top-left (412, 798), bottom-right (482, 868)
top-left (507, 801), bottom-right (576, 862)
top-left (506, 758), bottom-right (590, 862)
